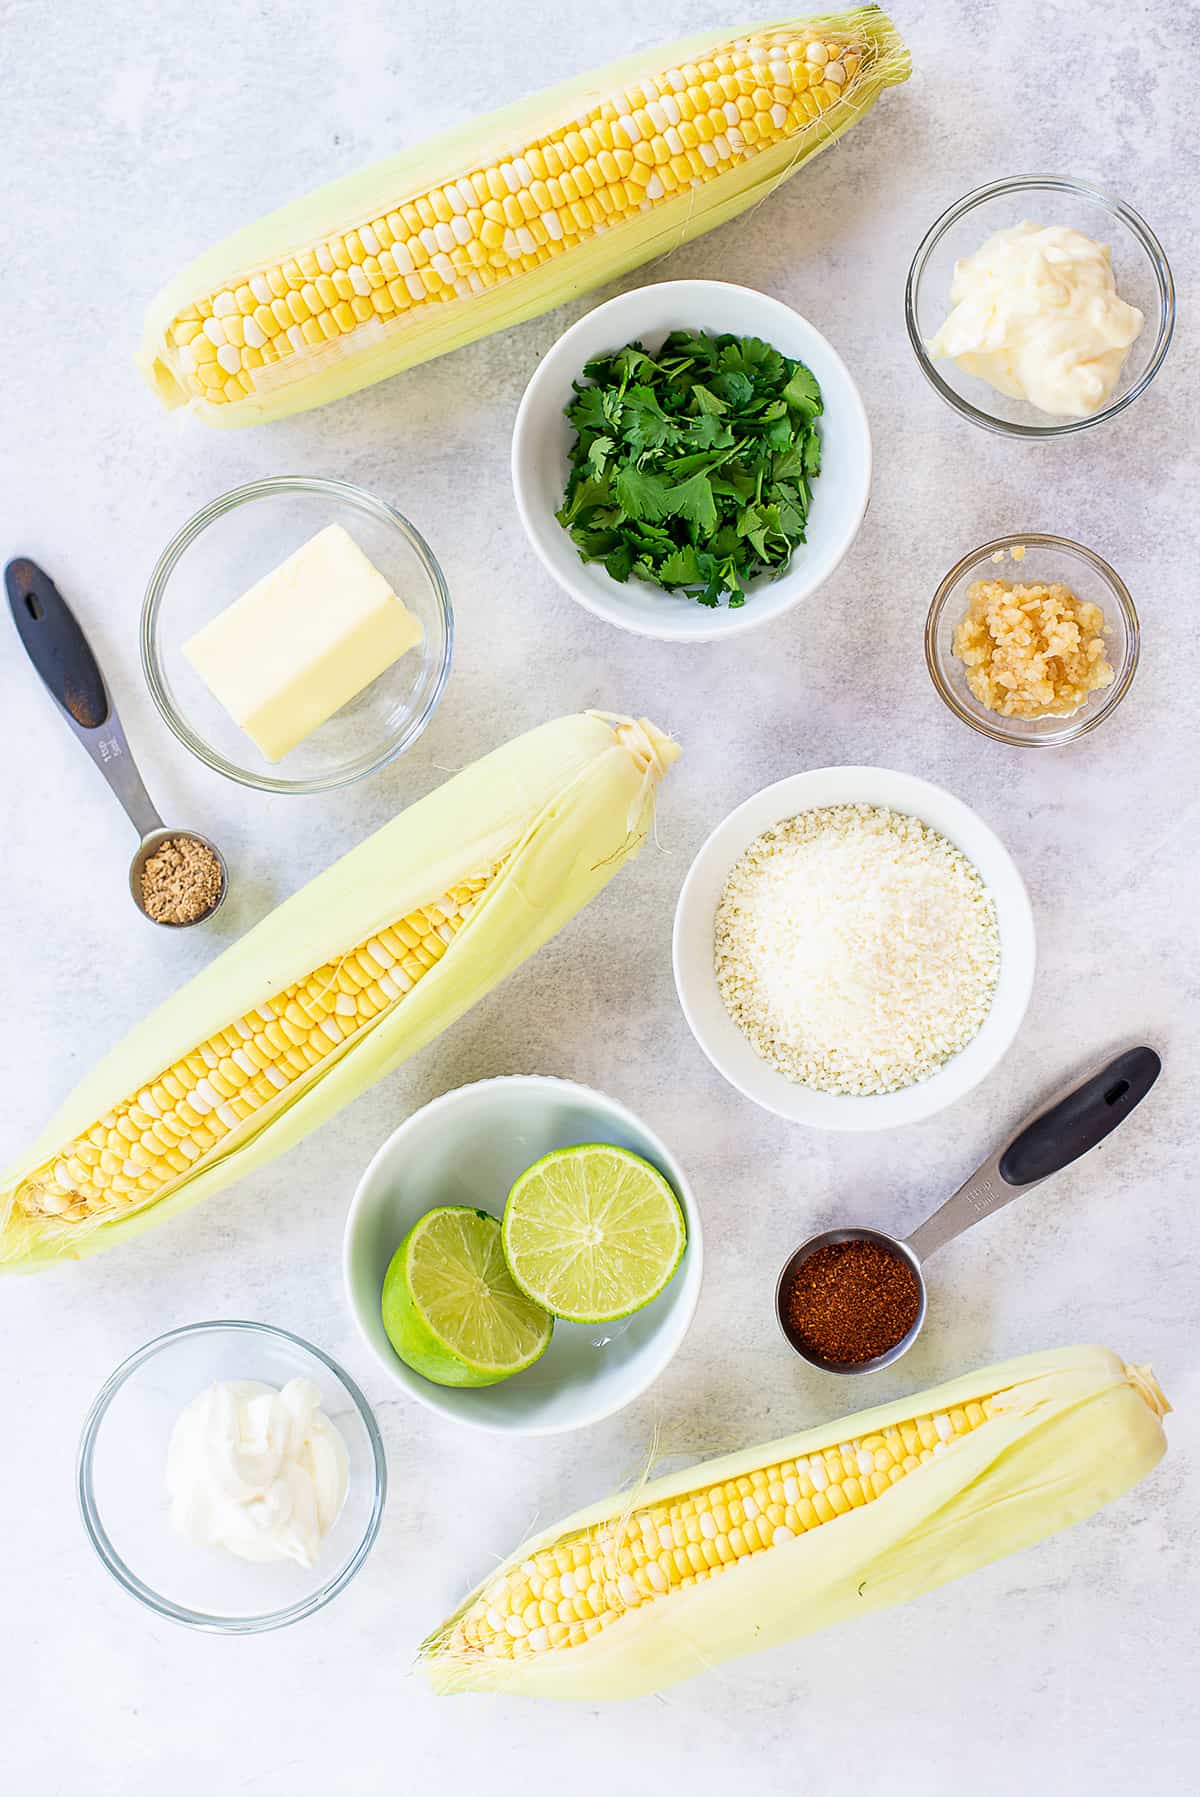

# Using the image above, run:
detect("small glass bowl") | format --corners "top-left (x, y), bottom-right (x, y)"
top-left (78, 1320), bottom-right (386, 1633)
top-left (906, 175), bottom-right (1174, 438)
top-left (926, 534), bottom-right (1139, 747)
top-left (142, 477), bottom-right (452, 794)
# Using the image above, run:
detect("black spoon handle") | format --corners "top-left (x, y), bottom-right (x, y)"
top-left (997, 1046), bottom-right (1161, 1187)
top-left (906, 1046), bottom-right (1161, 1263)
top-left (6, 557), bottom-right (163, 839)
top-left (6, 556), bottom-right (110, 728)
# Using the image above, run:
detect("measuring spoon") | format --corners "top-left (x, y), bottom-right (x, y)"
top-left (775, 1045), bottom-right (1162, 1375)
top-left (7, 557), bottom-right (227, 928)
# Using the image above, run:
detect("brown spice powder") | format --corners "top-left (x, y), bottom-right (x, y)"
top-left (140, 835), bottom-right (223, 925)
top-left (782, 1238), bottom-right (921, 1366)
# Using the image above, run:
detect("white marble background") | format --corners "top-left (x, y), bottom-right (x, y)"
top-left (2, 1), bottom-right (1197, 1791)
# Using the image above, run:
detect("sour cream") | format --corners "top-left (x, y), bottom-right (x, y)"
top-left (927, 221), bottom-right (1144, 416)
top-left (166, 1378), bottom-right (349, 1568)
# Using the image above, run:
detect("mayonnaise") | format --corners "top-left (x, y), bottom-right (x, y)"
top-left (927, 221), bottom-right (1144, 416)
top-left (166, 1378), bottom-right (349, 1568)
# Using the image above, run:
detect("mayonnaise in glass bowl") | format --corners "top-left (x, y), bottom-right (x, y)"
top-left (78, 1321), bottom-right (385, 1633)
top-left (906, 176), bottom-right (1174, 438)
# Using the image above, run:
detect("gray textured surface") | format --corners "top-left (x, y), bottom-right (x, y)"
top-left (2, 1), bottom-right (1197, 1790)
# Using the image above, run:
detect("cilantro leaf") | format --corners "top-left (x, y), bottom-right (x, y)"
top-left (737, 504), bottom-right (771, 559)
top-left (587, 434), bottom-right (615, 476)
top-left (709, 370), bottom-right (755, 409)
top-left (658, 545), bottom-right (702, 588)
top-left (771, 441), bottom-right (807, 482)
top-left (604, 542), bottom-right (636, 582)
top-left (684, 413), bottom-right (735, 451)
top-left (782, 364), bottom-right (823, 416)
top-left (665, 471), bottom-right (718, 535)
top-left (691, 383), bottom-right (728, 415)
top-left (763, 413), bottom-right (795, 451)
top-left (559, 327), bottom-right (824, 609)
top-left (612, 464), bottom-right (674, 522)
top-left (619, 384), bottom-right (679, 451)
top-left (565, 385), bottom-right (610, 434)
top-left (556, 474), bottom-right (614, 526)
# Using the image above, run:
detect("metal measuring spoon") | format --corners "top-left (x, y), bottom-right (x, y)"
top-left (6, 557), bottom-right (227, 928)
top-left (776, 1045), bottom-right (1162, 1375)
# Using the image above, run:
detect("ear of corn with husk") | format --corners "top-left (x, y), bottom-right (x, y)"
top-left (0, 712), bottom-right (678, 1272)
top-left (421, 1345), bottom-right (1169, 1698)
top-left (140, 11), bottom-right (910, 426)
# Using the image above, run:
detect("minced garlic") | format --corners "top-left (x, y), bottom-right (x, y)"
top-left (953, 577), bottom-right (1114, 719)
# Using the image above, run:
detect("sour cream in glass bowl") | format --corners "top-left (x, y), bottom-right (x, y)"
top-left (165, 1376), bottom-right (349, 1569)
top-left (78, 1321), bottom-right (385, 1632)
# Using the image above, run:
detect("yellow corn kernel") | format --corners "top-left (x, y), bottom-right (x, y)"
top-left (141, 27), bottom-right (906, 413)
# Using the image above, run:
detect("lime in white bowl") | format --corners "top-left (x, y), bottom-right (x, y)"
top-left (344, 1077), bottom-right (702, 1435)
top-left (503, 1144), bottom-right (688, 1324)
top-left (511, 280), bottom-right (871, 643)
top-left (382, 1206), bottom-right (554, 1386)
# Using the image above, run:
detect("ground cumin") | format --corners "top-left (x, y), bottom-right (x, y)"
top-left (782, 1238), bottom-right (921, 1366)
top-left (140, 835), bottom-right (223, 925)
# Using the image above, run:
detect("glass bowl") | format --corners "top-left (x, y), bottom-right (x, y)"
top-left (905, 175), bottom-right (1174, 438)
top-left (926, 534), bottom-right (1139, 747)
top-left (77, 1320), bottom-right (386, 1633)
top-left (142, 477), bottom-right (452, 794)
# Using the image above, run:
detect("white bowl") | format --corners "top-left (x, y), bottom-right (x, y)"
top-left (673, 768), bottom-right (1036, 1131)
top-left (511, 280), bottom-right (872, 642)
top-left (343, 1077), bottom-right (702, 1435)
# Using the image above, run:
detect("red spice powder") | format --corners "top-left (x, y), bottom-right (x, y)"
top-left (782, 1238), bottom-right (921, 1366)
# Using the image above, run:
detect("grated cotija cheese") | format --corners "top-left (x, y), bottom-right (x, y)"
top-left (714, 804), bottom-right (1000, 1095)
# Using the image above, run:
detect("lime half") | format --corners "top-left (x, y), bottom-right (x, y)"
top-left (501, 1144), bottom-right (687, 1325)
top-left (381, 1206), bottom-right (553, 1387)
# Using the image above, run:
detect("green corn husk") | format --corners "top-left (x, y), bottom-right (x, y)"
top-left (1, 712), bottom-right (678, 1271)
top-left (140, 11), bottom-right (910, 425)
top-left (421, 1345), bottom-right (1170, 1698)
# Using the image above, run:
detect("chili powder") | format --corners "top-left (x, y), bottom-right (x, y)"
top-left (781, 1238), bottom-right (921, 1366)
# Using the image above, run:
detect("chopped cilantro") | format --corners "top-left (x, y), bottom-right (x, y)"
top-left (557, 328), bottom-right (823, 607)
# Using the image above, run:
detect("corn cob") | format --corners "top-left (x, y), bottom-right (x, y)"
top-left (140, 11), bottom-right (909, 426)
top-left (1, 712), bottom-right (678, 1271)
top-left (421, 1345), bottom-right (1170, 1698)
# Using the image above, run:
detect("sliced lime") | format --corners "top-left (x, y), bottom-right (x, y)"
top-left (381, 1206), bottom-right (553, 1387)
top-left (501, 1144), bottom-right (687, 1325)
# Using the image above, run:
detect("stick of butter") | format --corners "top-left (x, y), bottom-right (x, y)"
top-left (183, 524), bottom-right (422, 762)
